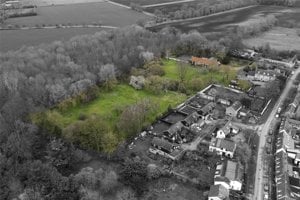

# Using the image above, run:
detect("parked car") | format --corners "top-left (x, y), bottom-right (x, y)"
top-left (264, 184), bottom-right (269, 192)
top-left (267, 137), bottom-right (272, 144)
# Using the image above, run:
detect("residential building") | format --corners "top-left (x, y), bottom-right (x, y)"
top-left (191, 56), bottom-right (220, 68)
top-left (209, 138), bottom-right (236, 158)
top-left (254, 70), bottom-right (277, 82)
top-left (149, 137), bottom-right (183, 160)
top-left (226, 101), bottom-right (242, 117)
top-left (208, 184), bottom-right (229, 200)
top-left (214, 160), bottom-right (244, 191)
top-left (216, 121), bottom-right (240, 139)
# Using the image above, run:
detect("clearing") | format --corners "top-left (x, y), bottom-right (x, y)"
top-left (243, 27), bottom-right (300, 51)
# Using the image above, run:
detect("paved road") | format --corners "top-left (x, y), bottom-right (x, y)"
top-left (253, 67), bottom-right (300, 200)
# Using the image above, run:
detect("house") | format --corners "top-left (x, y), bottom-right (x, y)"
top-left (254, 70), bottom-right (277, 82)
top-left (149, 137), bottom-right (184, 160)
top-left (214, 160), bottom-right (244, 191)
top-left (217, 98), bottom-right (231, 106)
top-left (226, 101), bottom-right (242, 117)
top-left (208, 184), bottom-right (229, 200)
top-left (238, 108), bottom-right (249, 117)
top-left (191, 56), bottom-right (219, 68)
top-left (181, 112), bottom-right (200, 127)
top-left (209, 138), bottom-right (236, 158)
top-left (199, 102), bottom-right (215, 117)
top-left (216, 121), bottom-right (239, 139)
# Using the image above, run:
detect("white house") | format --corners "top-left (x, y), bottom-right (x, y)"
top-left (254, 70), bottom-right (276, 82)
top-left (209, 138), bottom-right (236, 158)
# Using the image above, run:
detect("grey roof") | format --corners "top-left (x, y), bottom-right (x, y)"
top-left (151, 137), bottom-right (174, 153)
top-left (230, 101), bottom-right (242, 111)
top-left (208, 185), bottom-right (229, 199)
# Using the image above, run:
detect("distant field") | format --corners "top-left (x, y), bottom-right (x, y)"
top-left (25, 0), bottom-right (105, 6)
top-left (110, 0), bottom-right (194, 6)
top-left (243, 27), bottom-right (300, 51)
top-left (4, 2), bottom-right (149, 28)
top-left (0, 27), bottom-right (105, 52)
top-left (149, 6), bottom-right (292, 34)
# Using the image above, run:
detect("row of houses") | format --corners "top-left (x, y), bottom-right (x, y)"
top-left (284, 85), bottom-right (300, 120)
top-left (275, 117), bottom-right (300, 200)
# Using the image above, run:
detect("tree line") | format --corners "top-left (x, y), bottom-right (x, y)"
top-left (153, 0), bottom-right (257, 22)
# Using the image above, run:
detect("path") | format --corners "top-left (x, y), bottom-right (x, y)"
top-left (143, 0), bottom-right (195, 8)
top-left (253, 67), bottom-right (300, 200)
top-left (147, 5), bottom-right (258, 27)
top-left (105, 0), bottom-right (155, 16)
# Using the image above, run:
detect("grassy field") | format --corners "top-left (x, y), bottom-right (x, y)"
top-left (5, 2), bottom-right (149, 28)
top-left (57, 84), bottom-right (187, 128)
top-left (243, 27), bottom-right (300, 51)
top-left (163, 59), bottom-right (240, 83)
top-left (149, 6), bottom-right (291, 34)
top-left (0, 27), bottom-right (106, 52)
top-left (25, 0), bottom-right (105, 6)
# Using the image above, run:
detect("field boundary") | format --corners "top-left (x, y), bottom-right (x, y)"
top-left (0, 24), bottom-right (117, 31)
top-left (142, 0), bottom-right (195, 8)
top-left (146, 5), bottom-right (258, 27)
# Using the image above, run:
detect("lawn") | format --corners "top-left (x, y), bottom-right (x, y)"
top-left (4, 2), bottom-right (149, 28)
top-left (110, 0), bottom-right (193, 6)
top-left (243, 27), bottom-right (300, 51)
top-left (162, 59), bottom-right (240, 85)
top-left (53, 84), bottom-right (187, 128)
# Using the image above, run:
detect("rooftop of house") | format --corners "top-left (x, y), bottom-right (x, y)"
top-left (151, 137), bottom-right (175, 153)
top-left (199, 102), bottom-right (215, 115)
top-left (210, 138), bottom-right (236, 152)
top-left (161, 111), bottom-right (186, 125)
top-left (225, 160), bottom-right (243, 182)
top-left (191, 56), bottom-right (219, 66)
top-left (178, 105), bottom-right (198, 115)
top-left (215, 176), bottom-right (231, 185)
top-left (256, 69), bottom-right (277, 76)
top-left (208, 184), bottom-right (229, 199)
top-left (229, 101), bottom-right (242, 111)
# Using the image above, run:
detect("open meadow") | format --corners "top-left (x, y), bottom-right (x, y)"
top-left (110, 0), bottom-right (196, 6)
top-left (243, 27), bottom-right (300, 51)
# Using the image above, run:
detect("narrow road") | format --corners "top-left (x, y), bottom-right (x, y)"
top-left (253, 67), bottom-right (300, 200)
top-left (142, 0), bottom-right (195, 8)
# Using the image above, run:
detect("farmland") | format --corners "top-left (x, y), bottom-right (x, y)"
top-left (243, 27), bottom-right (300, 51)
top-left (4, 2), bottom-right (149, 28)
top-left (148, 5), bottom-right (293, 35)
top-left (110, 0), bottom-right (195, 6)
top-left (0, 27), bottom-right (106, 52)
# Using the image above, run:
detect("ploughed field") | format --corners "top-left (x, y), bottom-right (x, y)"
top-left (148, 5), bottom-right (293, 34)
top-left (4, 2), bottom-right (149, 28)
top-left (0, 27), bottom-right (105, 52)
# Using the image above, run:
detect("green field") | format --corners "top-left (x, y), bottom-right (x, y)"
top-left (57, 84), bottom-right (186, 128)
